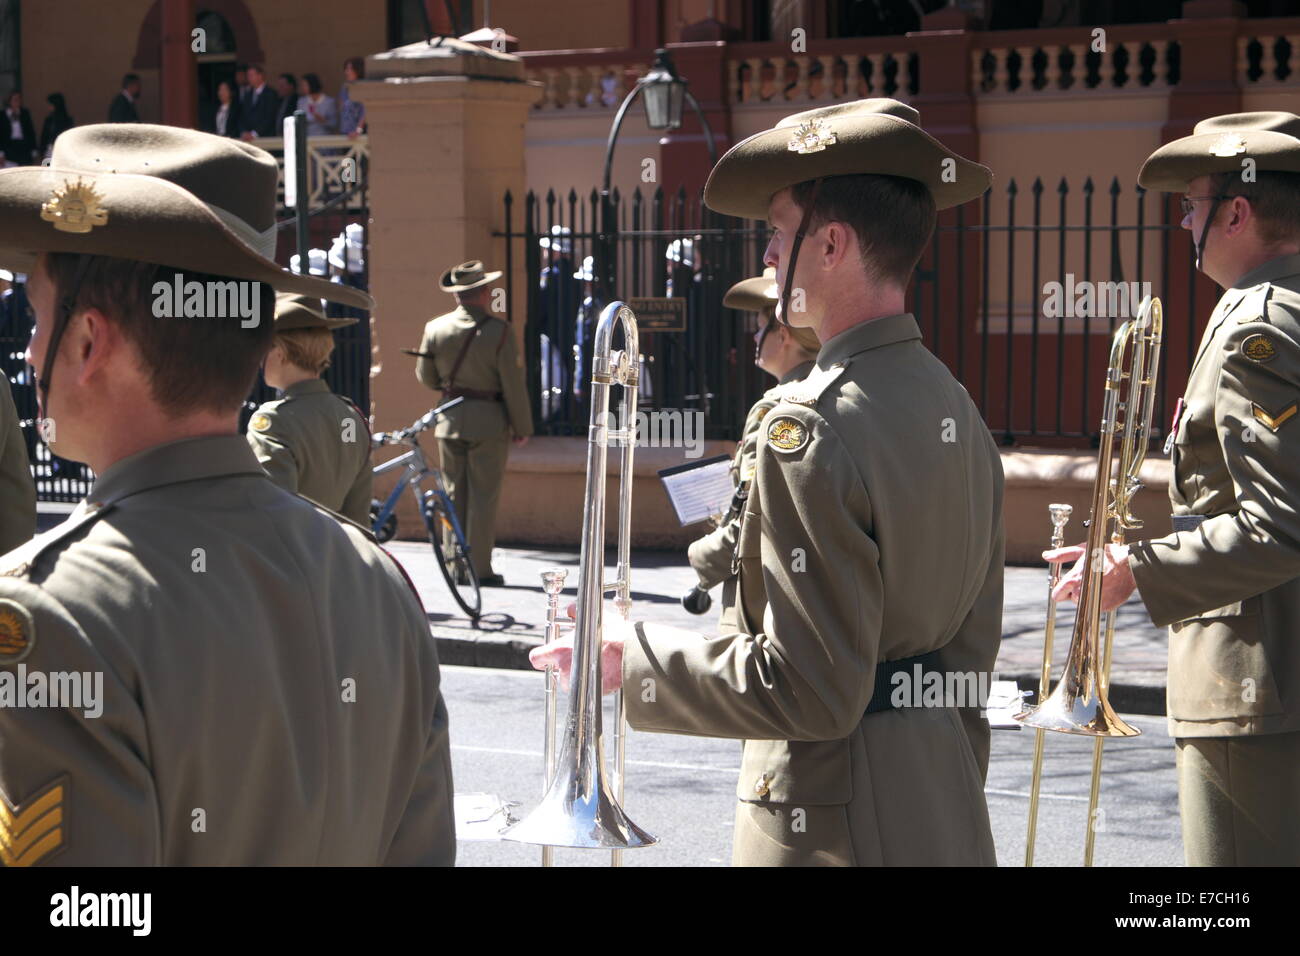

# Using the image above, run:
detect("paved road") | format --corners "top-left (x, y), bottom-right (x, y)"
top-left (387, 540), bottom-right (1171, 710)
top-left (443, 664), bottom-right (1182, 867)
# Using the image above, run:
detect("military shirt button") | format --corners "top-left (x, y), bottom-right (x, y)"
top-left (754, 772), bottom-right (773, 798)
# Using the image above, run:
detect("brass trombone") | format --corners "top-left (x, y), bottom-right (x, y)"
top-left (1017, 295), bottom-right (1163, 866)
top-left (502, 301), bottom-right (658, 864)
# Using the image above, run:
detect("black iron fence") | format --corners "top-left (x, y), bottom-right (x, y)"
top-left (499, 186), bottom-right (775, 440)
top-left (240, 176), bottom-right (372, 434)
top-left (498, 178), bottom-right (1213, 447)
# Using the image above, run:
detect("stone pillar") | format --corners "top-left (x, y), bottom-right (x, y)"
top-left (659, 41), bottom-right (732, 203)
top-left (352, 39), bottom-right (541, 530)
top-left (1163, 1), bottom-right (1245, 141)
top-left (908, 7), bottom-right (984, 392)
top-left (160, 0), bottom-right (196, 128)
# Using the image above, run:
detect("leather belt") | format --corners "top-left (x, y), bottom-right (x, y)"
top-left (1171, 514), bottom-right (1208, 532)
top-left (444, 387), bottom-right (502, 402)
top-left (865, 648), bottom-right (945, 715)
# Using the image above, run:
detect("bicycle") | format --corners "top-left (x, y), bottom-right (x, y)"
top-left (369, 397), bottom-right (481, 620)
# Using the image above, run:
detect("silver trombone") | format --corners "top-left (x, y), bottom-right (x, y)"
top-left (502, 301), bottom-right (658, 864)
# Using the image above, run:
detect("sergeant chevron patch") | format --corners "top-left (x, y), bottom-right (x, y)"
top-left (1251, 401), bottom-right (1298, 433)
top-left (0, 777), bottom-right (67, 867)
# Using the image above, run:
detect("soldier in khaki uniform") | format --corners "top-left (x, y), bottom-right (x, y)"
top-left (535, 100), bottom-right (1004, 866)
top-left (0, 124), bottom-right (454, 865)
top-left (0, 376), bottom-right (35, 554)
top-left (1048, 112), bottom-right (1300, 865)
top-left (415, 260), bottom-right (532, 586)
top-left (246, 293), bottom-right (372, 525)
top-left (685, 268), bottom-right (819, 631)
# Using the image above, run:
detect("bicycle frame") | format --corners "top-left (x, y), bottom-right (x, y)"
top-left (370, 429), bottom-right (471, 555)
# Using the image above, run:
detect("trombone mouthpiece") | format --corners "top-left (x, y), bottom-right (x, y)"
top-left (1049, 503), bottom-right (1073, 527)
top-left (541, 569), bottom-right (568, 594)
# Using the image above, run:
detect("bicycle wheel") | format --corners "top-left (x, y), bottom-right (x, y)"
top-left (370, 498), bottom-right (398, 543)
top-left (423, 493), bottom-right (481, 619)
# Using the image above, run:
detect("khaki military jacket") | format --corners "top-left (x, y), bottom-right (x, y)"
top-left (624, 314), bottom-right (1005, 865)
top-left (1130, 253), bottom-right (1300, 738)
top-left (0, 435), bottom-right (455, 865)
top-left (688, 361), bottom-right (816, 593)
top-left (247, 378), bottom-right (372, 526)
top-left (415, 305), bottom-right (533, 442)
top-left (0, 382), bottom-right (35, 555)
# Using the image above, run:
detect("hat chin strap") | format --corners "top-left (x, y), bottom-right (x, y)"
top-left (754, 316), bottom-right (774, 366)
top-left (35, 253), bottom-right (93, 426)
top-left (1194, 197), bottom-right (1223, 274)
top-left (778, 178), bottom-right (822, 327)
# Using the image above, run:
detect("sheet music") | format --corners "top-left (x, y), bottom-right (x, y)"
top-left (658, 455), bottom-right (734, 527)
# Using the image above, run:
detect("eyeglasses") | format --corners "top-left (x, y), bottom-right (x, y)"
top-left (1180, 195), bottom-right (1232, 217)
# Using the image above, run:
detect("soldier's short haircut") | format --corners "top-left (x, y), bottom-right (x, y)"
top-left (789, 174), bottom-right (936, 288)
top-left (44, 253), bottom-right (275, 415)
top-left (275, 327), bottom-right (335, 375)
top-left (1211, 170), bottom-right (1300, 246)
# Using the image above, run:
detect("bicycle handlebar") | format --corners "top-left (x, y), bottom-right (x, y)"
top-left (371, 396), bottom-right (465, 447)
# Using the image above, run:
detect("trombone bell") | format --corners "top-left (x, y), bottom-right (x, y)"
top-left (498, 733), bottom-right (657, 849)
top-left (1018, 683), bottom-right (1140, 737)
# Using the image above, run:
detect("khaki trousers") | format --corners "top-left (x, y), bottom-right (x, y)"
top-left (1176, 730), bottom-right (1300, 866)
top-left (436, 434), bottom-right (509, 579)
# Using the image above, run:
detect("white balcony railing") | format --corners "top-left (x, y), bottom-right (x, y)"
top-left (254, 134), bottom-right (369, 211)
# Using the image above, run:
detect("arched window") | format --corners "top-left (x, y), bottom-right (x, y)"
top-left (196, 10), bottom-right (237, 54)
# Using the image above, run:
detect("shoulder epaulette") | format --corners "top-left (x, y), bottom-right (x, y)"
top-left (0, 502), bottom-right (115, 579)
top-left (1234, 283), bottom-right (1273, 324)
top-left (775, 362), bottom-right (847, 407)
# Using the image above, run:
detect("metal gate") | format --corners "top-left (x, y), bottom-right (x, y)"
top-left (498, 185), bottom-right (771, 440)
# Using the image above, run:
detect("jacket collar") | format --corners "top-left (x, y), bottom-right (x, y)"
top-left (778, 359), bottom-right (816, 386)
top-left (1190, 253), bottom-right (1300, 374)
top-left (87, 435), bottom-right (266, 508)
top-left (283, 378), bottom-right (330, 400)
top-left (817, 313), bottom-right (922, 367)
top-left (1233, 252), bottom-right (1300, 290)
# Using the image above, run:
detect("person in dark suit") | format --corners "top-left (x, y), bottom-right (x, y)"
top-left (107, 74), bottom-right (141, 123)
top-left (1, 91), bottom-right (37, 166)
top-left (239, 64), bottom-right (281, 140)
top-left (275, 73), bottom-right (297, 132)
top-left (39, 92), bottom-right (74, 160)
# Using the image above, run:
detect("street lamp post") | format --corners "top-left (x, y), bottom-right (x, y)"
top-left (598, 49), bottom-right (718, 301)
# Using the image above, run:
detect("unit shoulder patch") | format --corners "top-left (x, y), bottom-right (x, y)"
top-left (0, 777), bottom-right (68, 867)
top-left (1251, 401), bottom-right (1298, 433)
top-left (766, 415), bottom-right (810, 454)
top-left (776, 362), bottom-right (846, 407)
top-left (1241, 333), bottom-right (1278, 363)
top-left (0, 599), bottom-right (34, 665)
